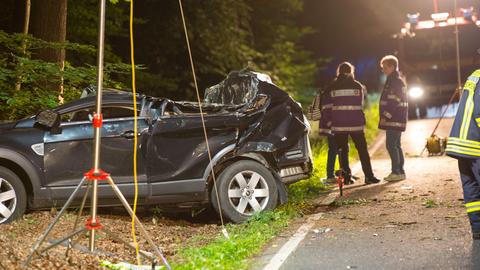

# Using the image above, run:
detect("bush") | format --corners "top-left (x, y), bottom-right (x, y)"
top-left (0, 31), bottom-right (129, 120)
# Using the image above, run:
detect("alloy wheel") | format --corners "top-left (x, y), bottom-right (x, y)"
top-left (227, 170), bottom-right (269, 215)
top-left (0, 177), bottom-right (17, 223)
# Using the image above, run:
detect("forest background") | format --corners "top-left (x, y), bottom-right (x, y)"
top-left (0, 0), bottom-right (319, 120)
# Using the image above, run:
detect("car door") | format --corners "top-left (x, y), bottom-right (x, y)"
top-left (44, 104), bottom-right (149, 201)
top-left (143, 111), bottom-right (241, 204)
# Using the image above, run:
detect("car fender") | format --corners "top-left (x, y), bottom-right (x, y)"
top-left (0, 147), bottom-right (44, 208)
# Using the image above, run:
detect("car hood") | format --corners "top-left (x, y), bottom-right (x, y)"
top-left (0, 121), bottom-right (16, 130)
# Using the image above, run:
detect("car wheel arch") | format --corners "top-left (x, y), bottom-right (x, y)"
top-left (0, 148), bottom-right (42, 208)
top-left (206, 153), bottom-right (271, 186)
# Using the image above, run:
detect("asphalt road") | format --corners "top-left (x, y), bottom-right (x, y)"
top-left (255, 118), bottom-right (480, 270)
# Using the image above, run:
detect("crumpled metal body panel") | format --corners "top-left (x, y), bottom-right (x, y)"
top-left (145, 70), bottom-right (311, 183)
top-left (204, 70), bottom-right (259, 105)
top-left (144, 115), bottom-right (238, 182)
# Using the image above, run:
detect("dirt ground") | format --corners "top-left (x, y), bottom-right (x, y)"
top-left (314, 118), bottom-right (466, 239)
top-left (0, 207), bottom-right (220, 269)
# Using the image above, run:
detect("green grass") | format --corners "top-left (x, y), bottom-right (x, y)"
top-left (424, 199), bottom-right (439, 208)
top-left (334, 198), bottom-right (371, 206)
top-left (157, 98), bottom-right (380, 270)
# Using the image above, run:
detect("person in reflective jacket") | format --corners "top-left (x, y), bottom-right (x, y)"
top-left (319, 85), bottom-right (349, 184)
top-left (330, 62), bottom-right (380, 185)
top-left (446, 68), bottom-right (480, 240)
top-left (379, 55), bottom-right (408, 182)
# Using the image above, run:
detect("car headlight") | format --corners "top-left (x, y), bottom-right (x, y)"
top-left (409, 87), bottom-right (424, 99)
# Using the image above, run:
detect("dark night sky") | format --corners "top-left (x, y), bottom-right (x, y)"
top-left (300, 0), bottom-right (480, 88)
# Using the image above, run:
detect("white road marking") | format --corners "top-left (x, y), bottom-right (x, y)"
top-left (261, 132), bottom-right (386, 270)
top-left (261, 213), bottom-right (324, 270)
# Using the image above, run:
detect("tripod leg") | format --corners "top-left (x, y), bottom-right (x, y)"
top-left (102, 227), bottom-right (156, 261)
top-left (24, 177), bottom-right (88, 267)
top-left (39, 228), bottom-right (87, 255)
top-left (106, 177), bottom-right (172, 270)
top-left (66, 181), bottom-right (91, 257)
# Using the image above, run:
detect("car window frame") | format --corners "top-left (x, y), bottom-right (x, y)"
top-left (58, 102), bottom-right (145, 127)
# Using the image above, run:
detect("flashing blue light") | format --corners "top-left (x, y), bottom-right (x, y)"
top-left (461, 7), bottom-right (474, 21)
top-left (407, 13), bottom-right (420, 25)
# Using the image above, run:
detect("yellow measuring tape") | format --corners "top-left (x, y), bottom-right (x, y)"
top-left (129, 0), bottom-right (141, 265)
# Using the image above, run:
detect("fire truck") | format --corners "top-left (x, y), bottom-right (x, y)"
top-left (396, 7), bottom-right (480, 119)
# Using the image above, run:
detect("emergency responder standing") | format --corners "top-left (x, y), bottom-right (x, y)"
top-left (379, 55), bottom-right (408, 181)
top-left (330, 62), bottom-right (380, 185)
top-left (319, 85), bottom-right (349, 184)
top-left (446, 68), bottom-right (480, 240)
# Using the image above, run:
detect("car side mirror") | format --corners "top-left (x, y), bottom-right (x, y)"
top-left (35, 110), bottom-right (60, 129)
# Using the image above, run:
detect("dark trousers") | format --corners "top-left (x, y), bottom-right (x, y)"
top-left (334, 132), bottom-right (374, 180)
top-left (386, 130), bottom-right (405, 174)
top-left (458, 158), bottom-right (480, 233)
top-left (326, 136), bottom-right (349, 179)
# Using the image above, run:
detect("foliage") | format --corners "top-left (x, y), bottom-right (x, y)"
top-left (66, 0), bottom-right (317, 101)
top-left (334, 198), bottom-right (370, 206)
top-left (247, 0), bottom-right (317, 102)
top-left (0, 31), bottom-right (129, 120)
top-left (67, 0), bottom-right (131, 65)
top-left (424, 199), bottom-right (439, 208)
top-left (1, 1), bottom-right (318, 119)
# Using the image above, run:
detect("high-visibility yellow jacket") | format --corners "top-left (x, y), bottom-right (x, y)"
top-left (446, 69), bottom-right (480, 158)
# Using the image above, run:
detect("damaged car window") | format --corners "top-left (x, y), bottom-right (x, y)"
top-left (204, 71), bottom-right (260, 105)
top-left (61, 106), bottom-right (137, 122)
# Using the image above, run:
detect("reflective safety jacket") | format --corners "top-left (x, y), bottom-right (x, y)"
top-left (319, 87), bottom-right (333, 136)
top-left (379, 71), bottom-right (408, 131)
top-left (329, 74), bottom-right (366, 134)
top-left (446, 69), bottom-right (480, 158)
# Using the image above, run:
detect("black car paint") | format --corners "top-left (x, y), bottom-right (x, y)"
top-left (0, 73), bottom-right (312, 211)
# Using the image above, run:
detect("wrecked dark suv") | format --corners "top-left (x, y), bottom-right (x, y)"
top-left (0, 71), bottom-right (312, 224)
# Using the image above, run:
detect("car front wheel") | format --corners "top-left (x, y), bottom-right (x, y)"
top-left (0, 166), bottom-right (27, 224)
top-left (211, 160), bottom-right (278, 223)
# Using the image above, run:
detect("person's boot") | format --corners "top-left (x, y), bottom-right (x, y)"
top-left (365, 176), bottom-right (380, 184)
top-left (344, 175), bottom-right (355, 185)
top-left (384, 173), bottom-right (406, 182)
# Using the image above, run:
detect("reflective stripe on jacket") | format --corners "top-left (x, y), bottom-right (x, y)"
top-left (447, 69), bottom-right (480, 158)
top-left (330, 74), bottom-right (366, 134)
top-left (379, 71), bottom-right (408, 131)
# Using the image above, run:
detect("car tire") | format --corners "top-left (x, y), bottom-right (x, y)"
top-left (211, 160), bottom-right (278, 223)
top-left (0, 166), bottom-right (27, 224)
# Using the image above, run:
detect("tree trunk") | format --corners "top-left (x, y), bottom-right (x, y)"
top-left (30, 0), bottom-right (67, 102)
top-left (15, 0), bottom-right (31, 92)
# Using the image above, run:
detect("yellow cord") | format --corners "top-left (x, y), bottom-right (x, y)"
top-left (129, 0), bottom-right (141, 265)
